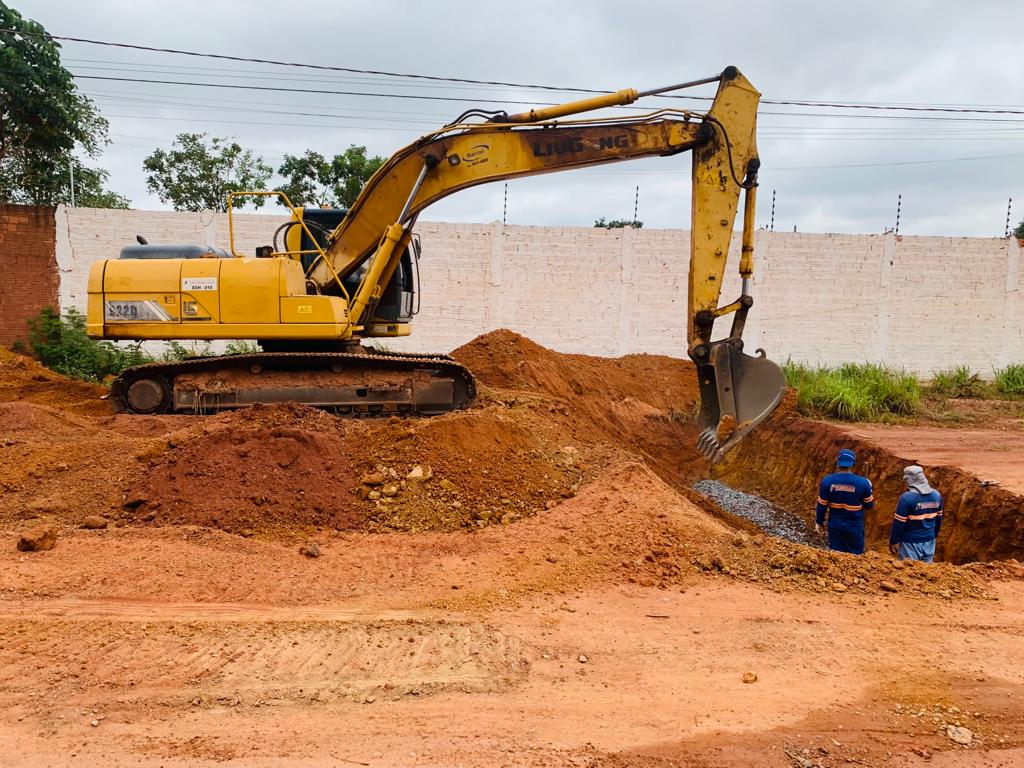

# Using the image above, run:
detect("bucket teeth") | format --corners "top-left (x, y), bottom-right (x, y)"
top-left (696, 429), bottom-right (725, 463)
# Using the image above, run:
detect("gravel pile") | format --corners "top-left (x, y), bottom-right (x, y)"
top-left (693, 480), bottom-right (824, 548)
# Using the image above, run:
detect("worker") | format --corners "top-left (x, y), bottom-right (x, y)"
top-left (888, 465), bottom-right (943, 562)
top-left (814, 448), bottom-right (875, 555)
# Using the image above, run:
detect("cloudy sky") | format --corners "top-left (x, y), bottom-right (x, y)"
top-left (15, 0), bottom-right (1024, 235)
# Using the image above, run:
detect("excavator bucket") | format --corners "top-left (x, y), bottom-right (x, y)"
top-left (695, 341), bottom-right (786, 463)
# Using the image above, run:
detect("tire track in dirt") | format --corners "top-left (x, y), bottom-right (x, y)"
top-left (0, 614), bottom-right (527, 706)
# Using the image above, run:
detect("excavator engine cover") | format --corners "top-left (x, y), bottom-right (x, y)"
top-left (694, 340), bottom-right (786, 463)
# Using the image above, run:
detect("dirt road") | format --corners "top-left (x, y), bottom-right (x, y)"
top-left (2, 552), bottom-right (1023, 767)
top-left (839, 423), bottom-right (1024, 495)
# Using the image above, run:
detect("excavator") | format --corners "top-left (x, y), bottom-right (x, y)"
top-left (86, 66), bottom-right (785, 461)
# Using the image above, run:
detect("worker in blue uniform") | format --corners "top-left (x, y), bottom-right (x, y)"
top-left (814, 448), bottom-right (875, 555)
top-left (888, 465), bottom-right (943, 562)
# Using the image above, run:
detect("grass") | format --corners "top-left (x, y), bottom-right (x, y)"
top-left (926, 365), bottom-right (992, 399)
top-left (783, 361), bottom-right (920, 421)
top-left (995, 364), bottom-right (1024, 396)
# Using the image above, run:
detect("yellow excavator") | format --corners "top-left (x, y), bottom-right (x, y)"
top-left (86, 66), bottom-right (785, 461)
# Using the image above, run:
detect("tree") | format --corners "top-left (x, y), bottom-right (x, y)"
top-left (1014, 218), bottom-right (1024, 240)
top-left (594, 217), bottom-right (643, 229)
top-left (143, 133), bottom-right (273, 212)
top-left (277, 146), bottom-right (385, 209)
top-left (0, 3), bottom-right (126, 207)
top-left (0, 151), bottom-right (129, 207)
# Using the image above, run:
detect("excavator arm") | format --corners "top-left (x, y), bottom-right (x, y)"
top-left (309, 66), bottom-right (785, 460)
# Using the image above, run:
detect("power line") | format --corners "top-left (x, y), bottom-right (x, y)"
top-left (73, 74), bottom-right (582, 107)
top-left (9, 27), bottom-right (1024, 116)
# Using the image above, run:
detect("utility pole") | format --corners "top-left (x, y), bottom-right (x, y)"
top-left (69, 160), bottom-right (76, 208)
top-left (770, 189), bottom-right (776, 232)
top-left (632, 185), bottom-right (639, 226)
top-left (1005, 197), bottom-right (1013, 238)
top-left (894, 194), bottom-right (902, 236)
top-left (502, 183), bottom-right (508, 225)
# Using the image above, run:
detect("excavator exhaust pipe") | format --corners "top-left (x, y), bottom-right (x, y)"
top-left (694, 340), bottom-right (786, 464)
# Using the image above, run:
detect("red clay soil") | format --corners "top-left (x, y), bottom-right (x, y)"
top-left (0, 347), bottom-right (109, 415)
top-left (4, 333), bottom-right (1024, 767)
top-left (453, 329), bottom-right (705, 485)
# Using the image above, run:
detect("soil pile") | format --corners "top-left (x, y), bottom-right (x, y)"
top-left (0, 347), bottom-right (107, 415)
top-left (354, 406), bottom-right (590, 533)
top-left (126, 403), bottom-right (361, 533)
top-left (453, 330), bottom-right (705, 481)
top-left (125, 399), bottom-right (592, 535)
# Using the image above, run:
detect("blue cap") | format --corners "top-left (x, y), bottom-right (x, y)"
top-left (836, 448), bottom-right (856, 467)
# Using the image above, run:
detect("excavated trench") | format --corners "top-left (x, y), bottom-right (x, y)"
top-left (706, 405), bottom-right (1024, 565)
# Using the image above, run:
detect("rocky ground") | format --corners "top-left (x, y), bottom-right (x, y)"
top-left (1, 332), bottom-right (1023, 767)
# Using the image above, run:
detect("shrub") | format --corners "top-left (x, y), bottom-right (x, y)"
top-left (224, 340), bottom-right (259, 355)
top-left (927, 365), bottom-right (990, 398)
top-left (994, 364), bottom-right (1024, 396)
top-left (22, 307), bottom-right (151, 382)
top-left (783, 361), bottom-right (919, 421)
top-left (160, 340), bottom-right (213, 361)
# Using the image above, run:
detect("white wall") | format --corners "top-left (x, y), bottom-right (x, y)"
top-left (54, 206), bottom-right (1023, 376)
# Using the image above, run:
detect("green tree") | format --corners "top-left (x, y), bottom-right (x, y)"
top-left (0, 2), bottom-right (126, 206)
top-left (594, 217), bottom-right (643, 229)
top-left (1014, 218), bottom-right (1024, 240)
top-left (143, 133), bottom-right (272, 212)
top-left (277, 146), bottom-right (385, 209)
top-left (0, 151), bottom-right (129, 207)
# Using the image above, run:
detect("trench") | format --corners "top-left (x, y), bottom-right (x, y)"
top-left (704, 407), bottom-right (1024, 565)
top-left (692, 480), bottom-right (824, 549)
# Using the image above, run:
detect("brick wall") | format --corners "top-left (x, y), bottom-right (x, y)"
top-left (4, 204), bottom-right (1020, 377)
top-left (0, 205), bottom-right (58, 346)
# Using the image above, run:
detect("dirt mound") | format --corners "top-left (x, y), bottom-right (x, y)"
top-left (0, 348), bottom-right (108, 415)
top-left (454, 329), bottom-right (698, 411)
top-left (0, 401), bottom-right (102, 439)
top-left (353, 406), bottom-right (590, 532)
top-left (127, 403), bottom-right (362, 533)
top-left (454, 330), bottom-right (705, 482)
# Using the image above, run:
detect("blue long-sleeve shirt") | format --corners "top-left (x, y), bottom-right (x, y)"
top-left (889, 490), bottom-right (943, 544)
top-left (816, 472), bottom-right (875, 530)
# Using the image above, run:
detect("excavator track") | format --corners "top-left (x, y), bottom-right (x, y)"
top-left (109, 349), bottom-right (477, 416)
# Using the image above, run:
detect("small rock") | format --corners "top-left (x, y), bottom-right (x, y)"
top-left (80, 515), bottom-right (108, 530)
top-left (299, 542), bottom-right (321, 558)
top-left (381, 484), bottom-right (399, 498)
top-left (767, 553), bottom-right (787, 569)
top-left (368, 490), bottom-right (381, 501)
top-left (90, 719), bottom-right (99, 728)
top-left (577, 654), bottom-right (588, 664)
top-left (406, 464), bottom-right (433, 482)
top-left (742, 671), bottom-right (758, 684)
top-left (832, 582), bottom-right (847, 592)
top-left (946, 725), bottom-right (973, 746)
top-left (360, 472), bottom-right (385, 487)
top-left (16, 526), bottom-right (57, 552)
top-left (363, 695), bottom-right (376, 704)
top-left (880, 580), bottom-right (899, 593)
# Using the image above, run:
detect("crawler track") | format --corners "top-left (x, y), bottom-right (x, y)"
top-left (110, 348), bottom-right (477, 416)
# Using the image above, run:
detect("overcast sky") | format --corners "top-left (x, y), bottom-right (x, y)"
top-left (15, 0), bottom-right (1024, 235)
